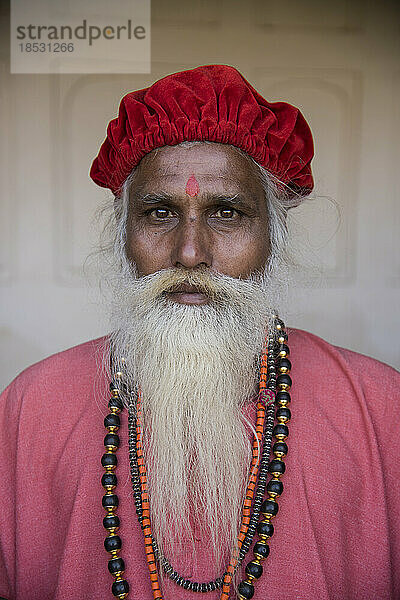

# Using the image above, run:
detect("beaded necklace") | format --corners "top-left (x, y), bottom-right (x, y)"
top-left (101, 317), bottom-right (292, 600)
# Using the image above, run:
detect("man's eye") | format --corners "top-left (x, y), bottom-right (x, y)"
top-left (150, 208), bottom-right (173, 219)
top-left (214, 207), bottom-right (238, 219)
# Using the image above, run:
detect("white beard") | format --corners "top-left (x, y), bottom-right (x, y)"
top-left (109, 264), bottom-right (277, 577)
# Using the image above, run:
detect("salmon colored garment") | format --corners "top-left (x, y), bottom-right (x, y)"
top-left (0, 329), bottom-right (399, 600)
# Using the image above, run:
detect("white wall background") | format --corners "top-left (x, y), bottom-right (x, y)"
top-left (1, 0), bottom-right (399, 390)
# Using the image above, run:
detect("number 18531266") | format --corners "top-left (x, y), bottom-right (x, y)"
top-left (18, 42), bottom-right (74, 52)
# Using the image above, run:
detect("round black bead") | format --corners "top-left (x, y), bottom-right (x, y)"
top-left (104, 433), bottom-right (120, 448)
top-left (277, 357), bottom-right (292, 371)
top-left (102, 473), bottom-right (118, 488)
top-left (256, 520), bottom-right (274, 537)
top-left (273, 441), bottom-right (288, 456)
top-left (103, 514), bottom-right (120, 530)
top-left (261, 499), bottom-right (279, 516)
top-left (276, 391), bottom-right (291, 404)
top-left (273, 424), bottom-right (289, 439)
top-left (268, 459), bottom-right (286, 475)
top-left (276, 407), bottom-right (291, 422)
top-left (102, 494), bottom-right (119, 509)
top-left (108, 557), bottom-right (125, 574)
top-left (104, 535), bottom-right (122, 552)
top-left (277, 374), bottom-right (292, 389)
top-left (245, 560), bottom-right (263, 579)
top-left (112, 579), bottom-right (129, 596)
top-left (238, 580), bottom-right (254, 599)
top-left (108, 396), bottom-right (123, 411)
top-left (101, 453), bottom-right (118, 468)
top-left (104, 413), bottom-right (121, 429)
top-left (278, 344), bottom-right (290, 357)
top-left (253, 541), bottom-right (270, 559)
top-left (267, 479), bottom-right (284, 496)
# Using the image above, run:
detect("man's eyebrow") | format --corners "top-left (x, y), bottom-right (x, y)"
top-left (134, 192), bottom-right (253, 206)
top-left (209, 194), bottom-right (249, 206)
top-left (135, 192), bottom-right (173, 204)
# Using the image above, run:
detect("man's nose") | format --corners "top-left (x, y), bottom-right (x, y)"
top-left (171, 218), bottom-right (212, 269)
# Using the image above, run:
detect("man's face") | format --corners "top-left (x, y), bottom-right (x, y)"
top-left (126, 143), bottom-right (271, 304)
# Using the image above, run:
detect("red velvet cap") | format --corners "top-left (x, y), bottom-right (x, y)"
top-left (90, 65), bottom-right (314, 199)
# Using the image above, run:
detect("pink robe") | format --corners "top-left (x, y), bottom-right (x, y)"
top-left (0, 329), bottom-right (399, 600)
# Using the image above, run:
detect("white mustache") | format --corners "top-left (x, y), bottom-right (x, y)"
top-left (125, 266), bottom-right (269, 307)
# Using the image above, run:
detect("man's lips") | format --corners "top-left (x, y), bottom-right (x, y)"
top-left (166, 283), bottom-right (209, 305)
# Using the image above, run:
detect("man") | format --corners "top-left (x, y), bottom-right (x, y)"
top-left (0, 65), bottom-right (399, 600)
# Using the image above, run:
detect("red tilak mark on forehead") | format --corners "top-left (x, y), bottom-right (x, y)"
top-left (185, 174), bottom-right (200, 197)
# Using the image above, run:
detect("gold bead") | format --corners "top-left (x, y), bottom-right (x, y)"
top-left (261, 511), bottom-right (277, 521)
top-left (107, 527), bottom-right (118, 534)
top-left (107, 425), bottom-right (118, 433)
top-left (254, 552), bottom-right (266, 561)
top-left (269, 470), bottom-right (282, 478)
top-left (105, 444), bottom-right (118, 452)
top-left (104, 484), bottom-right (115, 492)
top-left (260, 513), bottom-right (272, 522)
top-left (278, 365), bottom-right (289, 374)
top-left (278, 383), bottom-right (290, 391)
top-left (104, 464), bottom-right (117, 472)
top-left (278, 335), bottom-right (285, 344)
top-left (278, 398), bottom-right (290, 407)
top-left (277, 416), bottom-right (289, 424)
top-left (278, 349), bottom-right (287, 358)
top-left (268, 492), bottom-right (279, 501)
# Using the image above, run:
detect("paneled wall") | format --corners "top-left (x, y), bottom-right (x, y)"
top-left (1, 0), bottom-right (399, 389)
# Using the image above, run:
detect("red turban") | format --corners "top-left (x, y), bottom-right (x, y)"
top-left (90, 65), bottom-right (314, 199)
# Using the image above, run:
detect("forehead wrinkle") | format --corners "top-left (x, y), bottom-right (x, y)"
top-left (152, 171), bottom-right (237, 181)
